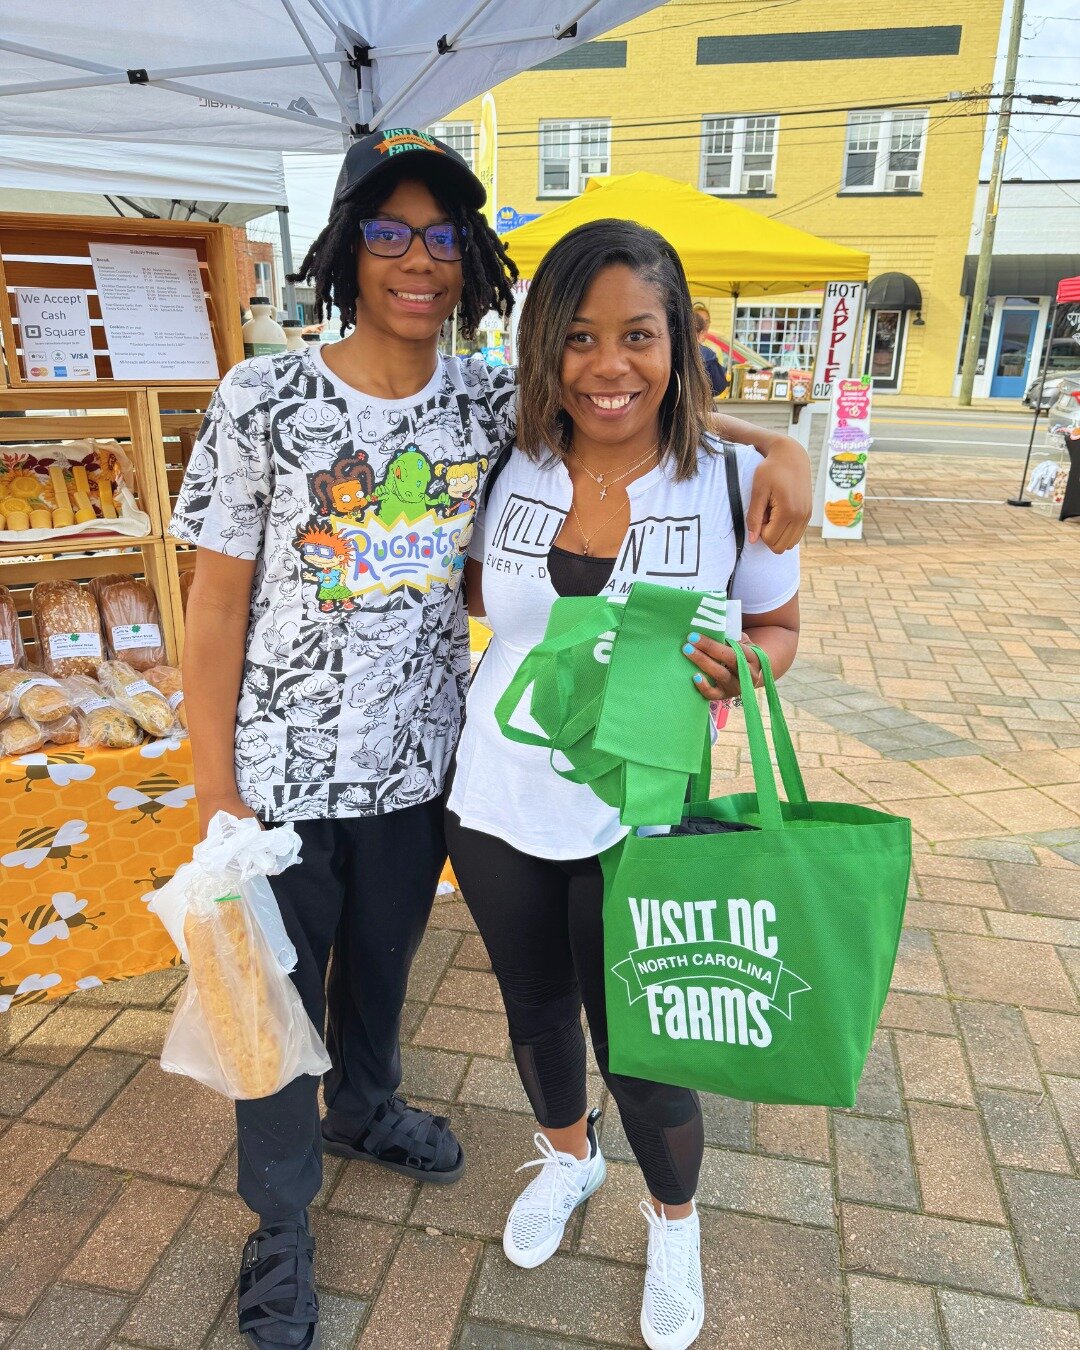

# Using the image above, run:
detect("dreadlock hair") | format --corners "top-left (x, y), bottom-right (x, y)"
top-left (290, 167), bottom-right (518, 340)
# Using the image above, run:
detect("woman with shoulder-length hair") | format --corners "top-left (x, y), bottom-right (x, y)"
top-left (445, 219), bottom-right (801, 1350)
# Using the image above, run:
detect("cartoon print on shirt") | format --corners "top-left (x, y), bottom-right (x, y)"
top-left (275, 399), bottom-right (352, 469)
top-left (170, 346), bottom-right (516, 823)
top-left (369, 448), bottom-right (449, 523)
top-left (434, 455), bottom-right (488, 516)
top-left (286, 726), bottom-right (337, 781)
top-left (297, 524), bottom-right (356, 613)
top-left (312, 452), bottom-right (376, 520)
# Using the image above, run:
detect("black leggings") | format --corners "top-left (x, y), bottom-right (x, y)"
top-left (444, 809), bottom-right (703, 1205)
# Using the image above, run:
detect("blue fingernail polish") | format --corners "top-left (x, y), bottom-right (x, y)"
top-left (693, 674), bottom-right (703, 684)
top-left (683, 644), bottom-right (695, 656)
top-left (688, 632), bottom-right (701, 643)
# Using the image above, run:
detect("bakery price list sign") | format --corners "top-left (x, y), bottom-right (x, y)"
top-left (89, 242), bottom-right (218, 380)
top-left (821, 377), bottom-right (872, 540)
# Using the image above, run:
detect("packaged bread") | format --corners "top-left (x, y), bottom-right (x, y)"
top-left (0, 717), bottom-right (44, 757)
top-left (183, 894), bottom-right (285, 1097)
top-left (32, 580), bottom-right (103, 678)
top-left (0, 585), bottom-right (26, 672)
top-left (96, 659), bottom-right (177, 737)
top-left (179, 568), bottom-right (195, 614)
top-left (42, 714), bottom-right (79, 747)
top-left (61, 674), bottom-right (142, 749)
top-left (0, 668), bottom-right (74, 724)
top-left (90, 575), bottom-right (166, 670)
top-left (144, 665), bottom-right (186, 730)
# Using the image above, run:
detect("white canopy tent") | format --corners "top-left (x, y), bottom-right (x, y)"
top-left (0, 136), bottom-right (287, 226)
top-left (0, 2), bottom-right (662, 150)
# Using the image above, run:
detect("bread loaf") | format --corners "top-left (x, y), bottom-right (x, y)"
top-left (0, 669), bottom-right (74, 724)
top-left (179, 568), bottom-right (194, 614)
top-left (96, 659), bottom-right (176, 737)
top-left (90, 575), bottom-right (165, 670)
top-left (0, 585), bottom-right (26, 672)
top-left (144, 665), bottom-right (186, 730)
top-left (0, 717), bottom-right (44, 757)
top-left (62, 675), bottom-right (142, 749)
top-left (183, 896), bottom-right (284, 1098)
top-left (32, 580), bottom-right (102, 678)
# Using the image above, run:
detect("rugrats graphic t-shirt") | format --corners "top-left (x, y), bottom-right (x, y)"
top-left (170, 344), bottom-right (516, 822)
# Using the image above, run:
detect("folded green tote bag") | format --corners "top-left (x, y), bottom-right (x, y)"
top-left (494, 583), bottom-right (729, 826)
top-left (601, 641), bottom-right (911, 1108)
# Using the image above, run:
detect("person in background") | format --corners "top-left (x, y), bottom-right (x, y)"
top-left (693, 304), bottom-right (727, 398)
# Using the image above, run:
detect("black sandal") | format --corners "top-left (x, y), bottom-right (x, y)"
top-left (237, 1221), bottom-right (321, 1350)
top-left (322, 1094), bottom-right (465, 1184)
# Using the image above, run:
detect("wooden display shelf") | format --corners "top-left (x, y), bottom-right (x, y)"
top-left (0, 212), bottom-right (243, 390)
top-left (144, 384), bottom-right (215, 539)
top-left (0, 538), bottom-right (181, 668)
top-left (0, 385), bottom-right (163, 551)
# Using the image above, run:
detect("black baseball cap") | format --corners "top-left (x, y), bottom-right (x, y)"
top-left (333, 127), bottom-right (485, 211)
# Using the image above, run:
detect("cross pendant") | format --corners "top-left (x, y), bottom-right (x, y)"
top-left (599, 487), bottom-right (608, 500)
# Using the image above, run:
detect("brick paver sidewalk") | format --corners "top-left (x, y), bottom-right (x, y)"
top-left (1, 453), bottom-right (1078, 1349)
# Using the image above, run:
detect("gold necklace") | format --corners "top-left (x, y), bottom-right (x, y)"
top-left (569, 494), bottom-right (628, 557)
top-left (573, 443), bottom-right (659, 500)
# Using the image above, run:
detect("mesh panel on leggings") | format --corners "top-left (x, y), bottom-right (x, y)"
top-left (619, 1109), bottom-right (704, 1206)
top-left (513, 1028), bottom-right (588, 1128)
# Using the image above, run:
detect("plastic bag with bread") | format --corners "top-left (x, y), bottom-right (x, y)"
top-left (61, 675), bottom-right (142, 749)
top-left (0, 668), bottom-right (77, 745)
top-left (90, 574), bottom-right (167, 670)
top-left (32, 579), bottom-right (104, 678)
top-left (0, 585), bottom-right (27, 672)
top-left (96, 659), bottom-right (178, 737)
top-left (0, 717), bottom-right (44, 757)
top-left (143, 665), bottom-right (186, 730)
top-left (152, 813), bottom-right (331, 1099)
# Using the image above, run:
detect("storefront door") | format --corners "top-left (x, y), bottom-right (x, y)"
top-left (865, 309), bottom-right (905, 390)
top-left (990, 302), bottom-right (1038, 398)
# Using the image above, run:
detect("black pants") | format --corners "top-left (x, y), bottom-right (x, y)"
top-left (236, 799), bottom-right (445, 1223)
top-left (444, 810), bottom-right (703, 1206)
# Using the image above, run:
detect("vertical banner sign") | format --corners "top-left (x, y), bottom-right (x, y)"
top-left (478, 93), bottom-right (497, 230)
top-left (812, 282), bottom-right (866, 402)
top-left (821, 377), bottom-right (872, 540)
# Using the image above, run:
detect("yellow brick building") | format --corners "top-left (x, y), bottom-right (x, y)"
top-left (436, 0), bottom-right (1004, 403)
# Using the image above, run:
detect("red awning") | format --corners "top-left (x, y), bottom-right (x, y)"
top-left (1057, 275), bottom-right (1080, 304)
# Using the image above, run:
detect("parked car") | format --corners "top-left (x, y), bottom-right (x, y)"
top-left (1023, 339), bottom-right (1080, 410)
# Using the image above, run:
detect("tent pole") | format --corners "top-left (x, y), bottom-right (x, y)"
top-left (729, 285), bottom-right (740, 392)
top-left (278, 205), bottom-right (297, 319)
top-left (1009, 300), bottom-right (1054, 508)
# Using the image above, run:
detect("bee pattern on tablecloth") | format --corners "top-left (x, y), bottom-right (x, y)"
top-left (0, 918), bottom-right (9, 957)
top-left (0, 972), bottom-right (63, 1012)
top-left (108, 774), bottom-right (196, 825)
top-left (1, 820), bottom-right (89, 870)
top-left (5, 752), bottom-right (96, 793)
top-left (138, 867), bottom-right (175, 907)
top-left (21, 892), bottom-right (103, 945)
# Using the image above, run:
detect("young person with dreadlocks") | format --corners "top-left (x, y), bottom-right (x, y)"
top-left (171, 128), bottom-right (811, 1350)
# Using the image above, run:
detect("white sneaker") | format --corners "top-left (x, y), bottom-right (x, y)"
top-left (639, 1199), bottom-right (705, 1350)
top-left (502, 1129), bottom-right (606, 1269)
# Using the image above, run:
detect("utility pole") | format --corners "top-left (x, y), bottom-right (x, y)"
top-left (958, 0), bottom-right (1026, 405)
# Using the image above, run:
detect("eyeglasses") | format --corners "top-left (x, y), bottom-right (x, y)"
top-left (359, 218), bottom-right (466, 262)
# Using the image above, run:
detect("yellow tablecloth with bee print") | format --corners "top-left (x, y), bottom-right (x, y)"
top-left (0, 739), bottom-right (196, 1011)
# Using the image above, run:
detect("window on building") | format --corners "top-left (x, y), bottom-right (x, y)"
top-left (956, 298), bottom-right (994, 375)
top-left (865, 310), bottom-right (906, 390)
top-left (253, 260), bottom-right (275, 305)
top-left (733, 304), bottom-right (820, 368)
top-left (701, 115), bottom-right (778, 194)
top-left (539, 120), bottom-right (610, 195)
top-left (430, 121), bottom-right (475, 168)
top-left (842, 109), bottom-right (927, 192)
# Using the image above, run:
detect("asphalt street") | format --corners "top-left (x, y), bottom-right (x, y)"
top-left (870, 406), bottom-right (1050, 459)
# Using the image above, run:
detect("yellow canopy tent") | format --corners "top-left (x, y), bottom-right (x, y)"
top-left (502, 172), bottom-right (870, 377)
top-left (501, 172), bottom-right (870, 294)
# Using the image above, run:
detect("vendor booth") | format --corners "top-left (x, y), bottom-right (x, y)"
top-left (0, 0), bottom-right (672, 1011)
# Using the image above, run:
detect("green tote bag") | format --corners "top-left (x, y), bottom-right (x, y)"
top-left (494, 583), bottom-right (728, 826)
top-left (602, 641), bottom-right (911, 1108)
